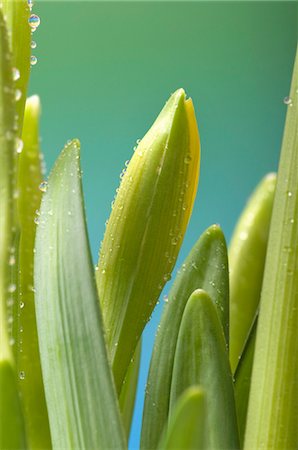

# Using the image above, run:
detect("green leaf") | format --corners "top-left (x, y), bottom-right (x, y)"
top-left (0, 9), bottom-right (26, 449)
top-left (229, 173), bottom-right (276, 372)
top-left (2, 0), bottom-right (31, 132)
top-left (96, 88), bottom-right (200, 393)
top-left (170, 290), bottom-right (239, 450)
top-left (141, 224), bottom-right (229, 450)
top-left (234, 314), bottom-right (257, 447)
top-left (119, 338), bottom-right (142, 440)
top-left (158, 386), bottom-right (206, 450)
top-left (14, 96), bottom-right (51, 449)
top-left (34, 140), bottom-right (126, 450)
top-left (0, 361), bottom-right (27, 450)
top-left (244, 47), bottom-right (298, 450)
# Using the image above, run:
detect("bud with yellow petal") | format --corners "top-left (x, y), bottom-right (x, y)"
top-left (96, 88), bottom-right (200, 392)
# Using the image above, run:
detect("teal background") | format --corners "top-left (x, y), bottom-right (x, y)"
top-left (29, 2), bottom-right (297, 448)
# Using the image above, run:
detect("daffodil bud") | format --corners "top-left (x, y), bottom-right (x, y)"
top-left (96, 88), bottom-right (200, 392)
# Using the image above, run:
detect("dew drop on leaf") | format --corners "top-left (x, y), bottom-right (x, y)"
top-left (19, 371), bottom-right (25, 380)
top-left (30, 55), bottom-right (38, 66)
top-left (8, 283), bottom-right (16, 293)
top-left (283, 96), bottom-right (293, 106)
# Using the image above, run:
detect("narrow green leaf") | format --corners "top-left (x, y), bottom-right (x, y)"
top-left (244, 47), bottom-right (298, 450)
top-left (119, 338), bottom-right (142, 440)
top-left (229, 173), bottom-right (276, 372)
top-left (0, 361), bottom-right (27, 450)
top-left (96, 89), bottom-right (200, 393)
top-left (14, 96), bottom-right (51, 449)
top-left (170, 290), bottom-right (239, 450)
top-left (0, 9), bottom-right (26, 449)
top-left (2, 0), bottom-right (30, 132)
top-left (34, 140), bottom-right (126, 450)
top-left (234, 314), bottom-right (257, 447)
top-left (141, 224), bottom-right (229, 450)
top-left (158, 386), bottom-right (206, 450)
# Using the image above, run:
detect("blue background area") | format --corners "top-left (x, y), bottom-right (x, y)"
top-left (30, 2), bottom-right (297, 448)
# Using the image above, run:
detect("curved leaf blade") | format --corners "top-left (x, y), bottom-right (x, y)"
top-left (119, 338), bottom-right (142, 440)
top-left (158, 386), bottom-right (206, 450)
top-left (2, 0), bottom-right (30, 132)
top-left (141, 224), bottom-right (229, 450)
top-left (0, 9), bottom-right (26, 449)
top-left (234, 314), bottom-right (257, 447)
top-left (170, 290), bottom-right (239, 450)
top-left (34, 140), bottom-right (126, 450)
top-left (229, 173), bottom-right (276, 372)
top-left (15, 96), bottom-right (51, 449)
top-left (244, 47), bottom-right (298, 450)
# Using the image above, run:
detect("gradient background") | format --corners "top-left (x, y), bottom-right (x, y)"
top-left (29, 2), bottom-right (297, 448)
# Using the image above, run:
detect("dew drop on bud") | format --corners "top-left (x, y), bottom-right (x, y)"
top-left (39, 181), bottom-right (48, 192)
top-left (15, 89), bottom-right (22, 101)
top-left (15, 138), bottom-right (23, 154)
top-left (28, 14), bottom-right (40, 31)
top-left (12, 67), bottom-right (20, 81)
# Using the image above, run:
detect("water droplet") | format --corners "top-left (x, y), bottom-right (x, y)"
top-left (8, 255), bottom-right (15, 266)
top-left (20, 301), bottom-right (25, 309)
top-left (191, 262), bottom-right (198, 270)
top-left (239, 231), bottom-right (248, 241)
top-left (15, 138), bottom-right (23, 154)
top-left (19, 371), bottom-right (25, 380)
top-left (9, 337), bottom-right (15, 346)
top-left (12, 67), bottom-right (20, 81)
top-left (31, 40), bottom-right (37, 49)
top-left (283, 96), bottom-right (293, 106)
top-left (5, 130), bottom-right (14, 141)
top-left (184, 154), bottom-right (192, 164)
top-left (28, 14), bottom-right (40, 31)
top-left (287, 191), bottom-right (293, 198)
top-left (290, 218), bottom-right (295, 224)
top-left (15, 89), bottom-right (21, 101)
top-left (30, 55), bottom-right (38, 66)
top-left (8, 284), bottom-right (16, 293)
top-left (7, 315), bottom-right (13, 324)
top-left (125, 160), bottom-right (130, 167)
top-left (101, 269), bottom-right (106, 274)
top-left (171, 237), bottom-right (178, 245)
top-left (163, 295), bottom-right (168, 303)
top-left (39, 181), bottom-right (48, 192)
top-left (34, 216), bottom-right (39, 225)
